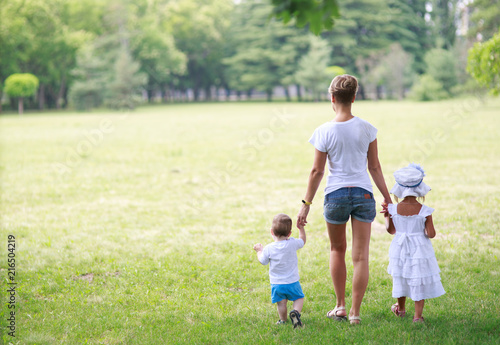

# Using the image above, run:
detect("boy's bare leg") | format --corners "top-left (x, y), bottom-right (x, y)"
top-left (276, 300), bottom-right (288, 321)
top-left (292, 298), bottom-right (304, 313)
top-left (414, 299), bottom-right (425, 319)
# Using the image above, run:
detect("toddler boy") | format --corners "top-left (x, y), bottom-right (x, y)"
top-left (253, 213), bottom-right (306, 328)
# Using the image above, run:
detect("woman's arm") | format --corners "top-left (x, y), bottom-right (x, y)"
top-left (367, 139), bottom-right (392, 205)
top-left (297, 148), bottom-right (327, 227)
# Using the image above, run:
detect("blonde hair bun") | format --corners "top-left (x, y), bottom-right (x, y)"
top-left (328, 74), bottom-right (359, 104)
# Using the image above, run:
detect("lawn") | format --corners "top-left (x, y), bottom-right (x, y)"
top-left (1, 98), bottom-right (499, 344)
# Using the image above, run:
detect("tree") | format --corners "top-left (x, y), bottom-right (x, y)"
top-left (68, 43), bottom-right (109, 111)
top-left (322, 0), bottom-right (420, 98)
top-left (468, 0), bottom-right (500, 41)
top-left (467, 30), bottom-right (500, 95)
top-left (375, 43), bottom-right (415, 100)
top-left (429, 0), bottom-right (458, 49)
top-left (386, 0), bottom-right (432, 74)
top-left (128, 0), bottom-right (186, 102)
top-left (295, 36), bottom-right (333, 101)
top-left (270, 0), bottom-right (340, 35)
top-left (106, 48), bottom-right (147, 109)
top-left (165, 0), bottom-right (233, 101)
top-left (424, 48), bottom-right (458, 95)
top-left (224, 0), bottom-right (309, 101)
top-left (4, 73), bottom-right (39, 115)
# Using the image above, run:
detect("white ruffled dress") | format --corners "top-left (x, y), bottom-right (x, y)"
top-left (387, 204), bottom-right (445, 301)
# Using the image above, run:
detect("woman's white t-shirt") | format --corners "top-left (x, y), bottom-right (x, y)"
top-left (309, 116), bottom-right (377, 195)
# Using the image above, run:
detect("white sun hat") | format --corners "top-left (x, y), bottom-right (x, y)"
top-left (390, 163), bottom-right (431, 199)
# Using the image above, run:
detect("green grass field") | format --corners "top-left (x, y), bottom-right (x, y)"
top-left (1, 98), bottom-right (500, 344)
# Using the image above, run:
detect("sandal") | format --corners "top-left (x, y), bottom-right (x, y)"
top-left (289, 310), bottom-right (303, 328)
top-left (391, 304), bottom-right (406, 318)
top-left (413, 317), bottom-right (425, 323)
top-left (348, 315), bottom-right (361, 325)
top-left (276, 320), bottom-right (286, 325)
top-left (326, 306), bottom-right (348, 321)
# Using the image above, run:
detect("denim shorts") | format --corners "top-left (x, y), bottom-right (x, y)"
top-left (271, 281), bottom-right (305, 303)
top-left (323, 187), bottom-right (376, 224)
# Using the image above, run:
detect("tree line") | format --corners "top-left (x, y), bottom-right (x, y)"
top-left (0, 0), bottom-right (498, 112)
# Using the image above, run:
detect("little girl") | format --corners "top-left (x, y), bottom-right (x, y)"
top-left (384, 164), bottom-right (445, 323)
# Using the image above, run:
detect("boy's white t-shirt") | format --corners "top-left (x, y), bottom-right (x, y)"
top-left (258, 237), bottom-right (304, 285)
top-left (309, 116), bottom-right (378, 194)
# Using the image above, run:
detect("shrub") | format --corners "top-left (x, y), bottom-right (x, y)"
top-left (4, 73), bottom-right (39, 115)
top-left (409, 74), bottom-right (449, 101)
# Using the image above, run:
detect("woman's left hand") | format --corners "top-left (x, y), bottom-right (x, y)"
top-left (297, 204), bottom-right (310, 227)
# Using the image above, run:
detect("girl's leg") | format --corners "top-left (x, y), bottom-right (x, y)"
top-left (276, 300), bottom-right (288, 321)
top-left (350, 218), bottom-right (372, 319)
top-left (326, 221), bottom-right (347, 317)
top-left (414, 299), bottom-right (425, 319)
top-left (397, 297), bottom-right (406, 312)
top-left (292, 298), bottom-right (304, 313)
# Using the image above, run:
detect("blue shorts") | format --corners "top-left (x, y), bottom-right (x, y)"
top-left (323, 187), bottom-right (376, 224)
top-left (271, 281), bottom-right (305, 304)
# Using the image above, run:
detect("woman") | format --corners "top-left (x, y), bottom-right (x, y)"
top-left (297, 74), bottom-right (392, 324)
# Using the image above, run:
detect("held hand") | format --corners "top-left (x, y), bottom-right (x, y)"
top-left (296, 222), bottom-right (305, 231)
top-left (297, 204), bottom-right (310, 228)
top-left (380, 201), bottom-right (389, 215)
top-left (253, 243), bottom-right (263, 252)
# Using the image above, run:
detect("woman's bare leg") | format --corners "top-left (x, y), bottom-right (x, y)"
top-left (350, 218), bottom-right (371, 319)
top-left (326, 221), bottom-right (347, 317)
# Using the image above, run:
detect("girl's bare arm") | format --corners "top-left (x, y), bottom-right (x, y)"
top-left (385, 213), bottom-right (396, 234)
top-left (425, 215), bottom-right (436, 238)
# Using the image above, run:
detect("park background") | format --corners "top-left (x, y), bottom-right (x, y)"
top-left (1, 0), bottom-right (500, 344)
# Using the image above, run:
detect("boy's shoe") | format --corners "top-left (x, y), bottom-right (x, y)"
top-left (276, 320), bottom-right (286, 325)
top-left (289, 310), bottom-right (303, 328)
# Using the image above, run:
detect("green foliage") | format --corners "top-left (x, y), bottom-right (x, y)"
top-left (386, 0), bottom-right (431, 74)
top-left (409, 74), bottom-right (449, 101)
top-left (129, 0), bottom-right (186, 100)
top-left (294, 35), bottom-right (332, 100)
top-left (467, 30), bottom-right (500, 96)
top-left (424, 48), bottom-right (458, 95)
top-left (325, 66), bottom-right (346, 77)
top-left (0, 0), bottom-right (94, 109)
top-left (322, 0), bottom-right (428, 89)
top-left (356, 43), bottom-right (414, 100)
top-left (4, 73), bottom-right (39, 98)
top-left (468, 0), bottom-right (500, 41)
top-left (165, 0), bottom-right (232, 100)
top-left (69, 44), bottom-right (109, 111)
top-left (0, 0), bottom-right (487, 106)
top-left (270, 0), bottom-right (340, 35)
top-left (106, 48), bottom-right (147, 109)
top-left (223, 0), bottom-right (309, 101)
top-left (429, 0), bottom-right (458, 49)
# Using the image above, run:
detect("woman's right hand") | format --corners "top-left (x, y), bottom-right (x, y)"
top-left (297, 204), bottom-right (310, 228)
